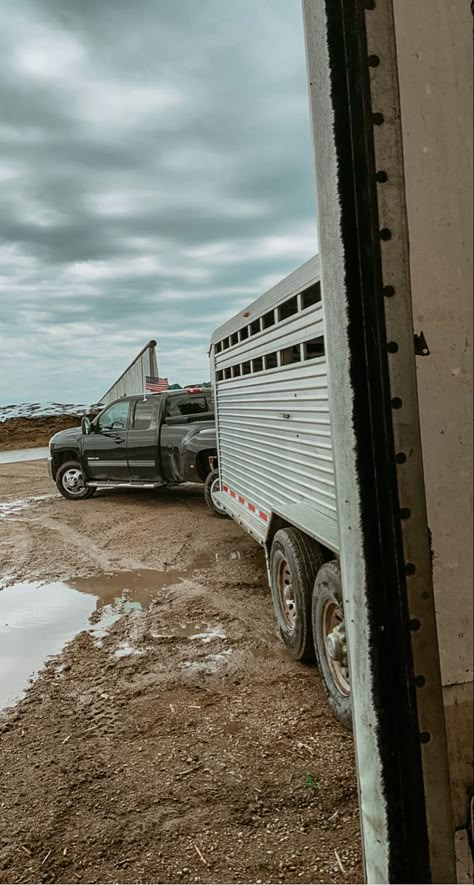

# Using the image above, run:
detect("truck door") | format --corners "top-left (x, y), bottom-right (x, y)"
top-left (127, 397), bottom-right (162, 481)
top-left (83, 400), bottom-right (130, 481)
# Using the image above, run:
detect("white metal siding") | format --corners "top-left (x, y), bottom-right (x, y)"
top-left (212, 277), bottom-right (339, 552)
top-left (100, 341), bottom-right (159, 405)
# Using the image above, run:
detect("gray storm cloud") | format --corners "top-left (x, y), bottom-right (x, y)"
top-left (0, 0), bottom-right (317, 403)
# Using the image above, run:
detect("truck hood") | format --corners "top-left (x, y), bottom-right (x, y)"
top-left (50, 426), bottom-right (82, 447)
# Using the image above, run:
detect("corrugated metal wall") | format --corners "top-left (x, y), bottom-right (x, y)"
top-left (212, 263), bottom-right (339, 551)
top-left (100, 340), bottom-right (158, 405)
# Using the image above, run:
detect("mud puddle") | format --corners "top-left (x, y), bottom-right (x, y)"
top-left (0, 568), bottom-right (190, 710)
top-left (0, 552), bottom-right (242, 710)
top-left (0, 446), bottom-right (49, 464)
top-left (0, 494), bottom-right (55, 516)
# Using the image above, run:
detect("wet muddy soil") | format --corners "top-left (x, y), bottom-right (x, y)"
top-left (0, 460), bottom-right (361, 884)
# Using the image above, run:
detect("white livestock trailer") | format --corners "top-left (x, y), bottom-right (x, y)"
top-left (207, 255), bottom-right (351, 725)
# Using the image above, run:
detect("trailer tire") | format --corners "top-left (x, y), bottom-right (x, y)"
top-left (204, 470), bottom-right (229, 519)
top-left (270, 528), bottom-right (324, 663)
top-left (312, 561), bottom-right (352, 729)
top-left (56, 461), bottom-right (96, 501)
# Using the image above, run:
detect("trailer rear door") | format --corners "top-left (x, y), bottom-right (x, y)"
top-left (302, 1), bottom-right (467, 880)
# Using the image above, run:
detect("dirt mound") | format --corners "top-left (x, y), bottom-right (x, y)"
top-left (0, 415), bottom-right (82, 451)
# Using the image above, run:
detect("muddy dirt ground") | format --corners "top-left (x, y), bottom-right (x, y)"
top-left (0, 459), bottom-right (361, 884)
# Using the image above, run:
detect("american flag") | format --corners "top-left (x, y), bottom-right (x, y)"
top-left (145, 376), bottom-right (169, 393)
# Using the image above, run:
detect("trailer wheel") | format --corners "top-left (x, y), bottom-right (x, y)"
top-left (270, 528), bottom-right (324, 663)
top-left (56, 461), bottom-right (96, 501)
top-left (312, 560), bottom-right (352, 729)
top-left (204, 470), bottom-right (229, 519)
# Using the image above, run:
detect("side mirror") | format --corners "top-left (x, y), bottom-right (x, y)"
top-left (81, 416), bottom-right (92, 435)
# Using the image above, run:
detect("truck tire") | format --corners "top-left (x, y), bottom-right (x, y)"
top-left (56, 461), bottom-right (96, 501)
top-left (204, 470), bottom-right (229, 519)
top-left (270, 528), bottom-right (324, 663)
top-left (312, 560), bottom-right (352, 729)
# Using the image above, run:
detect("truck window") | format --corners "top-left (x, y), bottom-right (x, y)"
top-left (165, 395), bottom-right (209, 417)
top-left (133, 399), bottom-right (154, 430)
top-left (96, 400), bottom-right (129, 432)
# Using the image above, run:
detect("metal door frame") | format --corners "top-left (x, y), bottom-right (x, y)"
top-left (302, 1), bottom-right (455, 881)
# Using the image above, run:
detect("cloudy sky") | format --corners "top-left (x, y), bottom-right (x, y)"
top-left (0, 0), bottom-right (317, 405)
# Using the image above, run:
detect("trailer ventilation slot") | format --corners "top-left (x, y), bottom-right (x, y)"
top-left (262, 310), bottom-right (276, 329)
top-left (215, 337), bottom-right (326, 383)
top-left (302, 282), bottom-right (322, 309)
top-left (278, 295), bottom-right (298, 322)
top-left (213, 278), bottom-right (322, 356)
top-left (280, 344), bottom-right (302, 366)
top-left (265, 352), bottom-right (278, 369)
top-left (304, 337), bottom-right (325, 359)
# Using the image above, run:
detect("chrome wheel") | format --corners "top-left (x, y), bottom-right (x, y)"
top-left (275, 552), bottom-right (297, 632)
top-left (62, 468), bottom-right (86, 497)
top-left (322, 599), bottom-right (350, 697)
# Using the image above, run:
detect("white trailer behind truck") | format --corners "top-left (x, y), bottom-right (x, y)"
top-left (210, 255), bottom-right (335, 550)
top-left (208, 256), bottom-right (352, 725)
top-left (207, 1), bottom-right (472, 882)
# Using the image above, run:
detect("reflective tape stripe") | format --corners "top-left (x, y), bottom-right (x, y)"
top-left (222, 484), bottom-right (268, 523)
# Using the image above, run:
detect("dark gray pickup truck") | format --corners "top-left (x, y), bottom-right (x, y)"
top-left (48, 388), bottom-right (218, 501)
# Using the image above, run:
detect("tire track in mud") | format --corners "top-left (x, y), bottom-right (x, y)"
top-left (33, 515), bottom-right (151, 573)
top-left (165, 573), bottom-right (278, 651)
top-left (0, 519), bottom-right (33, 583)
